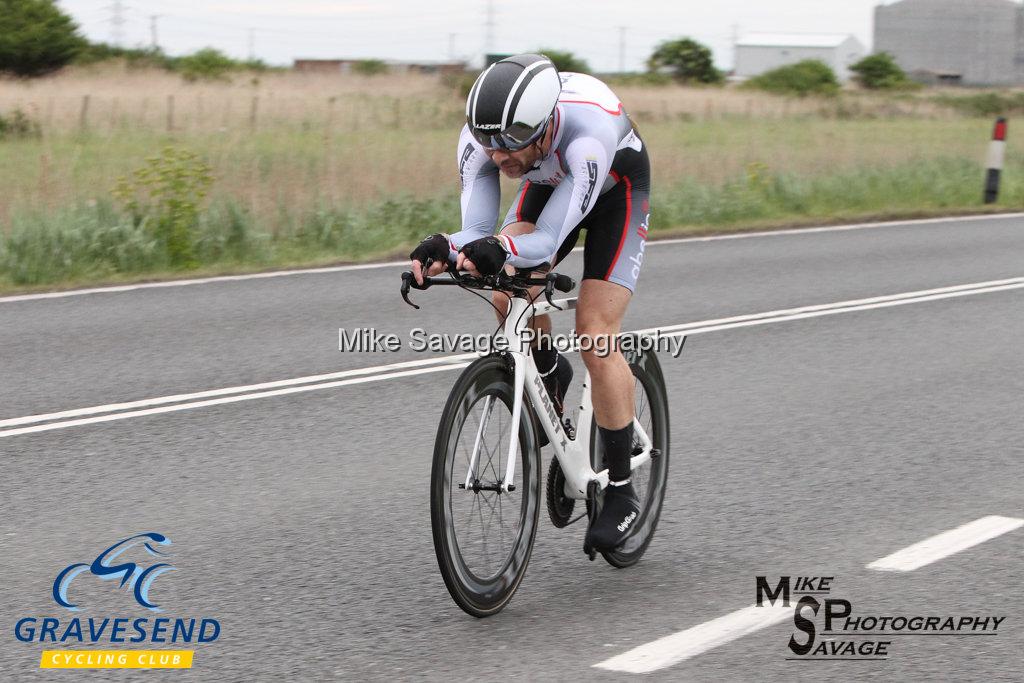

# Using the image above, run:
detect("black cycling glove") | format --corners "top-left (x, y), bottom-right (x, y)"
top-left (409, 233), bottom-right (450, 270)
top-left (460, 236), bottom-right (509, 276)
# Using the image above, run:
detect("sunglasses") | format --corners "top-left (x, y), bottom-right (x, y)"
top-left (470, 117), bottom-right (550, 152)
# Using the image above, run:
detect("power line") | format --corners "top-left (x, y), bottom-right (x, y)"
top-left (150, 14), bottom-right (160, 50)
top-left (107, 0), bottom-right (128, 46)
top-left (483, 0), bottom-right (495, 56)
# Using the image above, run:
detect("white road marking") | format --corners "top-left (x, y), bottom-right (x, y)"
top-left (0, 354), bottom-right (474, 429)
top-left (2, 276), bottom-right (1022, 438)
top-left (593, 603), bottom-right (793, 673)
top-left (1, 212), bottom-right (1020, 304)
top-left (867, 515), bottom-right (1024, 572)
top-left (595, 515), bottom-right (1024, 673)
top-left (0, 365), bottom-right (471, 438)
top-left (644, 277), bottom-right (1024, 339)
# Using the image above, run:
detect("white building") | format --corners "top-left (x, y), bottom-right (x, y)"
top-left (734, 33), bottom-right (867, 82)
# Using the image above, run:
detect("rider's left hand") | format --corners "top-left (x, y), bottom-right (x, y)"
top-left (458, 236), bottom-right (508, 277)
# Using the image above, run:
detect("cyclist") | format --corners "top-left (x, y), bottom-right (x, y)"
top-left (410, 54), bottom-right (650, 552)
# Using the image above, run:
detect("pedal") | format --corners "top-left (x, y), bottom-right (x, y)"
top-left (650, 448), bottom-right (661, 459)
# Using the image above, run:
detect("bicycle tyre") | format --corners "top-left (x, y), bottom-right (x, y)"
top-left (430, 354), bottom-right (542, 617)
top-left (589, 339), bottom-right (671, 568)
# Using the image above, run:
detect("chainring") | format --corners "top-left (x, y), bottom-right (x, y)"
top-left (545, 457), bottom-right (576, 528)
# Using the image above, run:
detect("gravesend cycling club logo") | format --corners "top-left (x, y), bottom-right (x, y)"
top-left (756, 575), bottom-right (1006, 661)
top-left (53, 533), bottom-right (175, 612)
top-left (13, 532), bottom-right (221, 670)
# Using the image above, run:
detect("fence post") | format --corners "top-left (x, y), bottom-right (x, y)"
top-left (166, 94), bottom-right (175, 132)
top-left (984, 117), bottom-right (1007, 204)
top-left (78, 94), bottom-right (90, 132)
top-left (249, 96), bottom-right (259, 129)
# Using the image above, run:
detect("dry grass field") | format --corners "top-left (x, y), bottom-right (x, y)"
top-left (0, 64), bottom-right (1018, 290)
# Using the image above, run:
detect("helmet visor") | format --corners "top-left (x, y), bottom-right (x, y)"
top-left (470, 117), bottom-right (550, 151)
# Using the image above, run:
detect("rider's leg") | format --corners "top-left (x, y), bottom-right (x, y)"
top-left (490, 221), bottom-right (574, 425)
top-left (575, 279), bottom-right (635, 480)
top-left (578, 278), bottom-right (642, 550)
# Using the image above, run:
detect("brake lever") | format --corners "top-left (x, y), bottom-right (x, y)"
top-left (400, 271), bottom-right (421, 309)
top-left (543, 274), bottom-right (563, 311)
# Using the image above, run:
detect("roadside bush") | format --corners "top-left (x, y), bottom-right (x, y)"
top-left (353, 59), bottom-right (388, 76)
top-left (537, 49), bottom-right (590, 74)
top-left (850, 53), bottom-right (911, 90)
top-left (0, 0), bottom-right (86, 76)
top-left (745, 60), bottom-right (839, 97)
top-left (174, 48), bottom-right (238, 82)
top-left (112, 147), bottom-right (214, 268)
top-left (647, 38), bottom-right (723, 85)
top-left (0, 107), bottom-right (41, 140)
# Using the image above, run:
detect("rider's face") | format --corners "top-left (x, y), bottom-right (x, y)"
top-left (486, 143), bottom-right (542, 179)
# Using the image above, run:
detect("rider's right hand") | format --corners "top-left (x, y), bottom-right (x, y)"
top-left (410, 234), bottom-right (450, 285)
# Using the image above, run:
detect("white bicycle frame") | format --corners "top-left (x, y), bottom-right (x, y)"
top-left (463, 294), bottom-right (654, 500)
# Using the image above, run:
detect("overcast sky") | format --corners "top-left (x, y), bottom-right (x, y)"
top-left (57, 0), bottom-right (891, 72)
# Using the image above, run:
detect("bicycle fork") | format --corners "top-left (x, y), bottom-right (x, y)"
top-left (460, 350), bottom-right (532, 495)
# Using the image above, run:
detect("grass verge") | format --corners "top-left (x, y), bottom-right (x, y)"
top-left (1, 155), bottom-right (1020, 294)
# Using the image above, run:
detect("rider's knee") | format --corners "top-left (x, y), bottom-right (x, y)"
top-left (491, 290), bottom-right (509, 321)
top-left (579, 341), bottom-right (621, 375)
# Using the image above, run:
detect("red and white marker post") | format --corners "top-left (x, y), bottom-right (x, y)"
top-left (984, 117), bottom-right (1008, 204)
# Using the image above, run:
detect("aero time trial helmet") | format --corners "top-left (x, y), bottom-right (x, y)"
top-left (466, 54), bottom-right (561, 151)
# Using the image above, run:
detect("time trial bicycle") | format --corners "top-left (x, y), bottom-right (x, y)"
top-left (401, 268), bottom-right (672, 617)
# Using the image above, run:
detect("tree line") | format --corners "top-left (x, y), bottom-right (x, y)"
top-left (2, 0), bottom-right (910, 93)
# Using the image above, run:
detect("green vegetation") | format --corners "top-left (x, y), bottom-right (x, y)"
top-left (850, 53), bottom-right (912, 90)
top-left (352, 59), bottom-right (388, 76)
top-left (2, 131), bottom-right (1018, 290)
top-left (111, 147), bottom-right (214, 267)
top-left (537, 49), bottom-right (590, 74)
top-left (0, 68), bottom-right (1020, 292)
top-left (0, 107), bottom-right (41, 139)
top-left (175, 48), bottom-right (241, 82)
top-left (0, 0), bottom-right (85, 76)
top-left (933, 91), bottom-right (1024, 117)
top-left (647, 38), bottom-right (723, 85)
top-left (658, 157), bottom-right (1017, 227)
top-left (745, 60), bottom-right (840, 97)
top-left (74, 43), bottom-right (172, 69)
top-left (0, 194), bottom-right (460, 286)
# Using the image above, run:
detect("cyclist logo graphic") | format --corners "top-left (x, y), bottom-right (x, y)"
top-left (52, 533), bottom-right (175, 612)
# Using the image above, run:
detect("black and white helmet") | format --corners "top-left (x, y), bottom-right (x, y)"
top-left (466, 54), bottom-right (561, 151)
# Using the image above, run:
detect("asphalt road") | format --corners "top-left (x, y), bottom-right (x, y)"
top-left (1, 214), bottom-right (1022, 680)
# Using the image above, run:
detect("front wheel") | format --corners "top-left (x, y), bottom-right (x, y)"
top-left (589, 338), bottom-right (671, 568)
top-left (430, 355), bottom-right (541, 617)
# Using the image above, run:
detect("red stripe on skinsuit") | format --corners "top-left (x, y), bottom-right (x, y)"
top-left (604, 176), bottom-right (633, 280)
top-left (515, 181), bottom-right (531, 222)
top-left (559, 100), bottom-right (624, 116)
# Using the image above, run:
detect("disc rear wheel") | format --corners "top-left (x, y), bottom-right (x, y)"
top-left (589, 341), bottom-right (670, 568)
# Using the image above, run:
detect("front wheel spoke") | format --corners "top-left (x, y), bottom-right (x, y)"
top-left (475, 492), bottom-right (490, 569)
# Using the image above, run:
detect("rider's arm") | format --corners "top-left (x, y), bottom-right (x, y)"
top-left (500, 134), bottom-right (612, 268)
top-left (447, 126), bottom-right (500, 261)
